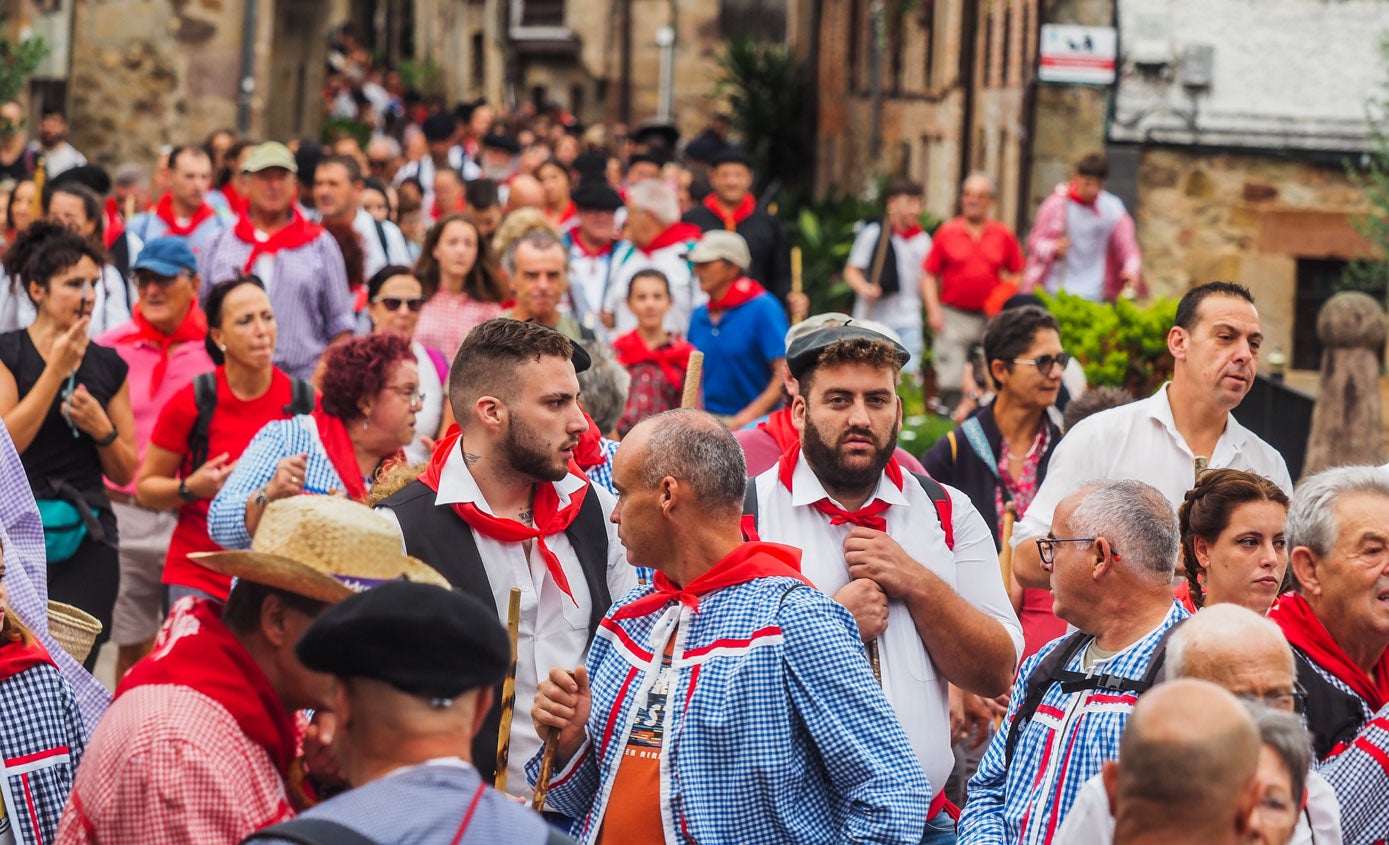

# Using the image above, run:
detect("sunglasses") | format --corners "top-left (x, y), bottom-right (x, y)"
top-left (368, 158), bottom-right (390, 169)
top-left (1011, 352), bottom-right (1071, 374)
top-left (373, 296), bottom-right (425, 313)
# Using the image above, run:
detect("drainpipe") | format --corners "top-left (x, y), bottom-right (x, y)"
top-left (656, 24), bottom-right (675, 121)
top-left (868, 0), bottom-right (884, 159)
top-left (236, 0), bottom-right (258, 134)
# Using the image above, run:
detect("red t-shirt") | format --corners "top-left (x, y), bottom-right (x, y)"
top-left (150, 367), bottom-right (301, 597)
top-left (923, 218), bottom-right (1025, 312)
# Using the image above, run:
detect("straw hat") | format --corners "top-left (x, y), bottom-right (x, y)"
top-left (47, 601), bottom-right (102, 664)
top-left (190, 497), bottom-right (450, 603)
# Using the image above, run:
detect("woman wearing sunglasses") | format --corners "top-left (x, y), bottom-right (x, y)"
top-left (364, 264), bottom-right (451, 461)
top-left (0, 220), bottom-right (136, 669)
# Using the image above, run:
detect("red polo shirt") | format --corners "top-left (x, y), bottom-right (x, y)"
top-left (923, 218), bottom-right (1024, 312)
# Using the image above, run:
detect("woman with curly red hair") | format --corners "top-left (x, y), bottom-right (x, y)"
top-left (207, 331), bottom-right (419, 550)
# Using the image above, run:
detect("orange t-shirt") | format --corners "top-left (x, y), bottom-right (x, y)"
top-left (598, 634), bottom-right (677, 843)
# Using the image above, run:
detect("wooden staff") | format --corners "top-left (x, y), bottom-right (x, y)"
top-left (532, 729), bottom-right (561, 811)
top-left (791, 246), bottom-right (803, 325)
top-left (998, 502), bottom-right (1017, 590)
top-left (867, 639), bottom-right (882, 685)
top-left (493, 588), bottom-right (522, 794)
top-left (681, 350), bottom-right (704, 409)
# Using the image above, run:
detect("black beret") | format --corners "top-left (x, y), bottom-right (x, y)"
top-left (482, 133), bottom-right (522, 154)
top-left (50, 164), bottom-right (112, 196)
top-left (632, 120), bottom-right (679, 150)
top-left (421, 112), bottom-right (457, 143)
top-left (295, 581), bottom-right (509, 700)
top-left (711, 147), bottom-right (754, 169)
top-left (627, 151), bottom-right (667, 169)
top-left (785, 325), bottom-right (911, 381)
top-left (571, 150), bottom-right (609, 178)
top-left (572, 181), bottom-right (623, 212)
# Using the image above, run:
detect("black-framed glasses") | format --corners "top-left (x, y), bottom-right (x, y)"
top-left (134, 271), bottom-right (189, 289)
top-left (373, 296), bottom-right (425, 313)
top-left (1036, 536), bottom-right (1101, 569)
top-left (1012, 352), bottom-right (1071, 374)
top-left (367, 158), bottom-right (390, 170)
top-left (1239, 682), bottom-right (1308, 715)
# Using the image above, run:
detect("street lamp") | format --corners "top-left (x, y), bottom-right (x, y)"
top-left (656, 24), bottom-right (675, 122)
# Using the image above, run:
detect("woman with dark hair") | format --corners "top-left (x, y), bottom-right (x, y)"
top-left (3, 177), bottom-right (35, 248)
top-left (136, 275), bottom-right (315, 605)
top-left (537, 158), bottom-right (576, 233)
top-left (412, 213), bottom-right (505, 361)
top-left (1177, 467), bottom-right (1290, 614)
top-left (0, 220), bottom-right (136, 668)
top-left (42, 182), bottom-right (132, 335)
top-left (363, 264), bottom-right (450, 461)
top-left (208, 332), bottom-right (419, 549)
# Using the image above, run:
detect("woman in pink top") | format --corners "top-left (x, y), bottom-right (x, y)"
top-left (412, 214), bottom-right (506, 362)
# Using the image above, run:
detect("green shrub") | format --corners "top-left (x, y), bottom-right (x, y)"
top-left (896, 375), bottom-right (955, 458)
top-left (1041, 291), bottom-right (1178, 395)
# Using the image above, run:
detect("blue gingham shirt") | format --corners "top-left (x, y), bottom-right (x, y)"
top-left (1319, 702), bottom-right (1389, 845)
top-left (0, 662), bottom-right (87, 844)
top-left (527, 572), bottom-right (930, 843)
top-left (197, 227), bottom-right (355, 381)
top-left (207, 416), bottom-right (358, 550)
top-left (959, 603), bottom-right (1189, 844)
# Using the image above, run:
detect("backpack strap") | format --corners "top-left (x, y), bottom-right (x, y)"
top-left (1004, 631), bottom-right (1090, 766)
top-left (188, 371), bottom-right (220, 471)
top-left (241, 817), bottom-right (379, 845)
top-left (909, 471), bottom-right (954, 551)
top-left (285, 377), bottom-right (316, 416)
top-left (960, 417), bottom-right (1015, 506)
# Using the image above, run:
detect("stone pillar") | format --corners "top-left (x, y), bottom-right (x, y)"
top-left (1303, 292), bottom-right (1386, 476)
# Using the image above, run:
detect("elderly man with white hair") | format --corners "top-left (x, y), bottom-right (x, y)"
top-left (601, 179), bottom-right (704, 336)
top-left (1055, 603), bottom-right (1343, 845)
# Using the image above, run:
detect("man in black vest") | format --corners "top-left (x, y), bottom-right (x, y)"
top-left (377, 318), bottom-right (634, 799)
top-left (681, 148), bottom-right (791, 305)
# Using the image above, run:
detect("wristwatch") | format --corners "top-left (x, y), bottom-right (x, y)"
top-left (253, 486), bottom-right (270, 509)
top-left (178, 480), bottom-right (197, 503)
top-left (94, 427), bottom-right (118, 447)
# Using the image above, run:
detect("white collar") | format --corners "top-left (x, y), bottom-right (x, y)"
top-left (1142, 383), bottom-right (1250, 456)
top-left (435, 438), bottom-right (587, 514)
top-left (789, 451), bottom-right (912, 510)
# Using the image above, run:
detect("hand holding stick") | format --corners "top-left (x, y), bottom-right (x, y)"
top-left (494, 588), bottom-right (522, 794)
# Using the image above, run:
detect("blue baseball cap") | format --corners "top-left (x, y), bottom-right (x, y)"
top-left (133, 237), bottom-right (198, 277)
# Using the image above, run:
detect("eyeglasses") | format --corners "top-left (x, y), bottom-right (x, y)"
top-left (135, 272), bottom-right (188, 289)
top-left (1035, 536), bottom-right (1120, 569)
top-left (1012, 352), bottom-right (1071, 374)
top-left (373, 296), bottom-right (425, 313)
top-left (368, 158), bottom-right (390, 169)
top-left (1238, 682), bottom-right (1308, 715)
top-left (390, 386), bottom-right (426, 407)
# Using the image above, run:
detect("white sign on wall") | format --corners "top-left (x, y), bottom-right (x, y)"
top-left (1039, 24), bottom-right (1118, 85)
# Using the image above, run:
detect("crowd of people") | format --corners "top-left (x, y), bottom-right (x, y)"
top-left (0, 87), bottom-right (1382, 845)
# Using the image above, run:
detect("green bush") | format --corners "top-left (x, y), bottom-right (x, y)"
top-left (896, 375), bottom-right (955, 458)
top-left (1040, 291), bottom-right (1178, 395)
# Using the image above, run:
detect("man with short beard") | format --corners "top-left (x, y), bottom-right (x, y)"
top-left (747, 324), bottom-right (1022, 845)
top-left (375, 318), bottom-right (634, 799)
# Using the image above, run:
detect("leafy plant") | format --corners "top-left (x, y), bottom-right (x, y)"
top-left (321, 116), bottom-right (372, 148)
top-left (1041, 291), bottom-right (1178, 396)
top-left (716, 37), bottom-right (813, 197)
top-left (0, 17), bottom-right (46, 111)
top-left (896, 374), bottom-right (956, 457)
top-left (398, 58), bottom-right (444, 100)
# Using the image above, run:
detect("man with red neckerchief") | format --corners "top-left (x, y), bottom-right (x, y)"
top-left (531, 409), bottom-right (928, 844)
top-left (686, 230), bottom-right (789, 429)
top-left (375, 318), bottom-right (634, 800)
top-left (682, 147), bottom-right (791, 305)
top-left (562, 181), bottom-right (624, 339)
top-left (845, 179), bottom-right (932, 377)
top-left (128, 145), bottom-right (226, 255)
top-left (197, 142), bottom-right (355, 381)
top-left (748, 325), bottom-right (1022, 845)
top-left (601, 179), bottom-right (703, 336)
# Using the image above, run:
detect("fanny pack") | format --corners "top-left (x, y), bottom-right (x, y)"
top-left (36, 499), bottom-right (93, 563)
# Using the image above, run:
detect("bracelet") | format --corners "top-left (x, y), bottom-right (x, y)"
top-left (94, 427), bottom-right (118, 447)
top-left (178, 479), bottom-right (198, 503)
top-left (253, 486), bottom-right (270, 509)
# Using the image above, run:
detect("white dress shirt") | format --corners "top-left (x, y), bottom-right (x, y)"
top-left (1012, 384), bottom-right (1294, 549)
top-left (378, 447), bottom-right (637, 796)
top-left (352, 207), bottom-right (414, 279)
top-left (753, 455), bottom-right (1024, 795)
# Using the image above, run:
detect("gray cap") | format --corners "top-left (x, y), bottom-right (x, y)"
top-left (786, 324), bottom-right (911, 380)
top-left (685, 230), bottom-right (751, 269)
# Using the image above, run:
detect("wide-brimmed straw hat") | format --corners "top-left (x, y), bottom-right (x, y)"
top-left (190, 497), bottom-right (449, 603)
top-left (47, 600), bottom-right (102, 664)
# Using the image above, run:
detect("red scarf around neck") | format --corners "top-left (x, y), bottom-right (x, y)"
top-left (419, 428), bottom-right (590, 606)
top-left (1067, 182), bottom-right (1100, 213)
top-left (233, 207), bottom-right (324, 274)
top-left (892, 222), bottom-right (924, 240)
top-left (311, 408), bottom-right (375, 502)
top-left (117, 598), bottom-right (298, 774)
top-left (614, 541), bottom-right (811, 619)
top-left (640, 221), bottom-right (703, 256)
top-left (1268, 592), bottom-right (1389, 710)
top-left (0, 634), bottom-right (56, 682)
top-left (703, 192), bottom-right (756, 229)
top-left (777, 442), bottom-right (905, 520)
top-left (756, 407), bottom-right (799, 455)
top-left (613, 331), bottom-right (694, 390)
top-left (155, 193), bottom-right (216, 236)
top-left (574, 411), bottom-right (607, 471)
top-left (707, 277), bottom-right (767, 314)
top-left (111, 303), bottom-right (209, 395)
top-left (571, 234), bottom-right (614, 260)
top-left (549, 201), bottom-right (577, 226)
top-left (222, 183), bottom-right (247, 215)
top-left (104, 198), bottom-right (126, 250)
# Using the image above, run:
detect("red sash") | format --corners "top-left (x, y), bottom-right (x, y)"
top-left (755, 407), bottom-right (799, 455)
top-left (706, 277), bottom-right (766, 314)
top-left (639, 222), bottom-right (703, 257)
top-left (0, 635), bottom-right (56, 681)
top-left (311, 408), bottom-right (382, 502)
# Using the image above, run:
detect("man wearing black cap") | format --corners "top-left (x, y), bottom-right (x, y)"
top-left (682, 148), bottom-right (791, 305)
top-left (746, 324), bottom-right (1023, 844)
top-left (394, 112), bottom-right (472, 207)
top-left (376, 318), bottom-right (633, 799)
top-left (563, 181), bottom-right (624, 339)
top-left (480, 133), bottom-right (522, 187)
top-left (623, 152), bottom-right (663, 190)
top-left (244, 583), bottom-right (574, 844)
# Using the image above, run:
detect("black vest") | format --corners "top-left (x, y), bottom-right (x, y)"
top-left (376, 480), bottom-right (612, 782)
top-left (1293, 648), bottom-right (1370, 760)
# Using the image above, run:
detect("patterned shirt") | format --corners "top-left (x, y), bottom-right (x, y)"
top-left (414, 290), bottom-right (504, 364)
top-left (197, 228), bottom-right (356, 381)
top-left (994, 425), bottom-right (1049, 537)
top-left (0, 662), bottom-right (86, 845)
top-left (1319, 702), bottom-right (1389, 845)
top-left (616, 355), bottom-right (684, 438)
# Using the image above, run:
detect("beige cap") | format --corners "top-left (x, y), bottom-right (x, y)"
top-left (242, 141), bottom-right (298, 174)
top-left (685, 230), bottom-right (751, 269)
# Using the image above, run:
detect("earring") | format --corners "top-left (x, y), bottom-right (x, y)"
top-left (362, 418), bottom-right (369, 430)
top-left (219, 344), bottom-right (227, 351)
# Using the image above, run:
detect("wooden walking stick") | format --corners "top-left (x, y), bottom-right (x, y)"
top-left (531, 669), bottom-right (577, 811)
top-left (998, 501), bottom-right (1018, 591)
top-left (493, 588), bottom-right (522, 794)
top-left (681, 350), bottom-right (704, 409)
top-left (791, 246), bottom-right (804, 325)
top-left (867, 640), bottom-right (883, 685)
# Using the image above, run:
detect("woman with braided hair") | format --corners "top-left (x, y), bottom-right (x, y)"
top-left (1177, 468), bottom-right (1290, 614)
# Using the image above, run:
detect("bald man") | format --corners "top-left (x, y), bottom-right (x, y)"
top-left (505, 174), bottom-right (545, 215)
top-left (1103, 679), bottom-right (1262, 845)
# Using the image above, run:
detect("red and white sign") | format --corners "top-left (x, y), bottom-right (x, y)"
top-left (1039, 24), bottom-right (1117, 84)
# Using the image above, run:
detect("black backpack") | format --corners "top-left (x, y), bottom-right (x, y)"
top-left (187, 372), bottom-right (315, 471)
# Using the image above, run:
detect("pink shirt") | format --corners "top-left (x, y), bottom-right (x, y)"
top-left (414, 290), bottom-right (504, 364)
top-left (95, 324), bottom-right (215, 497)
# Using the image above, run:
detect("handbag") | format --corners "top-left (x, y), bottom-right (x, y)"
top-left (36, 498), bottom-right (90, 563)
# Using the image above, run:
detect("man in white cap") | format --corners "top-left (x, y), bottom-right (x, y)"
top-left (685, 229), bottom-right (789, 429)
top-left (57, 497), bottom-right (448, 845)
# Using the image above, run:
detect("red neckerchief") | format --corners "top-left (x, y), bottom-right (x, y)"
top-left (155, 193), bottom-right (216, 236)
top-left (1269, 592), bottom-right (1389, 710)
top-left (549, 201), bottom-right (577, 226)
top-left (639, 222), bottom-right (703, 257)
top-left (1172, 579), bottom-right (1199, 614)
top-left (117, 598), bottom-right (298, 775)
top-left (703, 192), bottom-right (756, 229)
top-left (352, 284), bottom-right (369, 314)
top-left (756, 407), bottom-right (799, 455)
top-left (892, 222), bottom-right (924, 239)
top-left (777, 442), bottom-right (904, 529)
top-left (1067, 182), bottom-right (1100, 213)
top-left (0, 634), bottom-right (56, 681)
top-left (310, 408), bottom-right (375, 502)
top-left (419, 427), bottom-right (590, 606)
top-left (574, 411), bottom-right (606, 470)
top-left (232, 207), bottom-right (324, 274)
top-left (613, 541), bottom-right (811, 619)
top-left (104, 198), bottom-right (126, 250)
top-left (612, 331), bottom-right (694, 390)
top-left (110, 304), bottom-right (209, 394)
top-left (429, 195), bottom-right (466, 221)
top-left (571, 234), bottom-right (614, 260)
top-left (707, 277), bottom-right (767, 314)
top-left (222, 183), bottom-right (246, 215)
